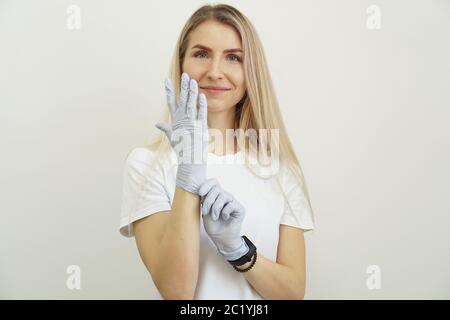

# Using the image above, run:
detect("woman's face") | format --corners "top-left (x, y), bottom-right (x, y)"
top-left (182, 20), bottom-right (246, 114)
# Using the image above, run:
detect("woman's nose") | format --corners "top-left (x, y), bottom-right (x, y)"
top-left (206, 59), bottom-right (224, 79)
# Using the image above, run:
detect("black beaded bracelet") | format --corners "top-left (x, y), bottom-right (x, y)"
top-left (233, 251), bottom-right (257, 273)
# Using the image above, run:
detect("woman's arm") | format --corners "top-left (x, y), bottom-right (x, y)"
top-left (134, 187), bottom-right (200, 300)
top-left (235, 225), bottom-right (306, 300)
top-left (139, 73), bottom-right (206, 299)
top-left (156, 187), bottom-right (201, 299)
top-left (198, 178), bottom-right (307, 299)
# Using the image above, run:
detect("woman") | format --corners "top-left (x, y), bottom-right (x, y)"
top-left (119, 3), bottom-right (315, 300)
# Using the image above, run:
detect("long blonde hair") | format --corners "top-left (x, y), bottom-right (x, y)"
top-left (143, 3), bottom-right (315, 224)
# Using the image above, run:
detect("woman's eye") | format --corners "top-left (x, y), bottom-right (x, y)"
top-left (194, 51), bottom-right (241, 62)
top-left (194, 51), bottom-right (208, 59)
top-left (228, 54), bottom-right (241, 62)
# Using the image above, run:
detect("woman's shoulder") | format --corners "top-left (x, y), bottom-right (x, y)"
top-left (125, 146), bottom-right (156, 165)
top-left (275, 159), bottom-right (301, 188)
top-left (125, 145), bottom-right (176, 171)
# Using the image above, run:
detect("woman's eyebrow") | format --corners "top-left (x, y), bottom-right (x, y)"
top-left (191, 44), bottom-right (242, 53)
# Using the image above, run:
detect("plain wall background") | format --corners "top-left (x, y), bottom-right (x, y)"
top-left (1, 0), bottom-right (449, 299)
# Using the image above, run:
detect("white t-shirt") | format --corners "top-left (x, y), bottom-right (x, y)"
top-left (119, 147), bottom-right (314, 300)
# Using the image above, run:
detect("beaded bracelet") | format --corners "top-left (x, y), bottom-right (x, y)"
top-left (233, 251), bottom-right (257, 273)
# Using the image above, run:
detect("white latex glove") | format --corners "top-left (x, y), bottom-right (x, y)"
top-left (155, 73), bottom-right (209, 195)
top-left (198, 178), bottom-right (249, 261)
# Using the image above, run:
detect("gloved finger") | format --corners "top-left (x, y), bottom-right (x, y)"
top-left (211, 193), bottom-right (230, 221)
top-left (155, 123), bottom-right (172, 141)
top-left (198, 178), bottom-right (219, 197)
top-left (186, 79), bottom-right (198, 119)
top-left (179, 73), bottom-right (190, 114)
top-left (219, 191), bottom-right (234, 219)
top-left (226, 200), bottom-right (245, 222)
top-left (201, 185), bottom-right (221, 216)
top-left (197, 93), bottom-right (208, 127)
top-left (222, 200), bottom-right (236, 221)
top-left (164, 78), bottom-right (176, 117)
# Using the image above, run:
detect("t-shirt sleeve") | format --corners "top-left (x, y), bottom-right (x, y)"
top-left (278, 162), bottom-right (315, 232)
top-left (119, 147), bottom-right (172, 237)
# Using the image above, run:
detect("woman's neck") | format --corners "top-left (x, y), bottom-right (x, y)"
top-left (207, 108), bottom-right (238, 156)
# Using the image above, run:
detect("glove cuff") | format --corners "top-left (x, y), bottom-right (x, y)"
top-left (175, 180), bottom-right (199, 195)
top-left (218, 236), bottom-right (250, 261)
top-left (175, 164), bottom-right (206, 195)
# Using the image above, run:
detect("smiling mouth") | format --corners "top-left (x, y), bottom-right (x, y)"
top-left (201, 88), bottom-right (230, 95)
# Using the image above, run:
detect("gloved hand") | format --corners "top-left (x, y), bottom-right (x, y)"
top-left (155, 73), bottom-right (209, 195)
top-left (199, 178), bottom-right (249, 261)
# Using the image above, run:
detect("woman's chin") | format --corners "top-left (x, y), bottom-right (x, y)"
top-left (205, 104), bottom-right (223, 112)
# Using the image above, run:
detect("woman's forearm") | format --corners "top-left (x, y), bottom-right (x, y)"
top-left (235, 253), bottom-right (305, 300)
top-left (156, 187), bottom-right (201, 299)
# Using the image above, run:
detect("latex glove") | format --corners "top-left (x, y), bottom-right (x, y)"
top-left (155, 73), bottom-right (209, 195)
top-left (198, 178), bottom-right (249, 261)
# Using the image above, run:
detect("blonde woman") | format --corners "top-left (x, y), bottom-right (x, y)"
top-left (119, 4), bottom-right (315, 300)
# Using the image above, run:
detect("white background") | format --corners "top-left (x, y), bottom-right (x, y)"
top-left (0, 0), bottom-right (449, 299)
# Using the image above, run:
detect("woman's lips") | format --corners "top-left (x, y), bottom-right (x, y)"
top-left (201, 87), bottom-right (230, 94)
